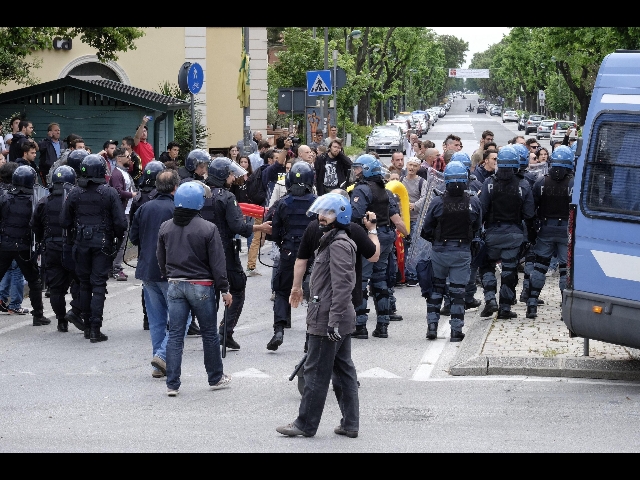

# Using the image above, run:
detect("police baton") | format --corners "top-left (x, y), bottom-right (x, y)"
top-left (221, 305), bottom-right (229, 359)
top-left (289, 353), bottom-right (308, 382)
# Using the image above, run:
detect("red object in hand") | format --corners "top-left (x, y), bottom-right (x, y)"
top-left (395, 232), bottom-right (405, 284)
top-left (239, 203), bottom-right (266, 220)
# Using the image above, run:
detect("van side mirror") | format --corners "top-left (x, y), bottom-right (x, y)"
top-left (576, 138), bottom-right (583, 157)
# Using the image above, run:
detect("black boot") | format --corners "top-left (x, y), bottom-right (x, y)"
top-left (426, 323), bottom-right (438, 341)
top-left (465, 298), bottom-right (482, 310)
top-left (267, 329), bottom-right (284, 351)
top-left (480, 299), bottom-right (498, 317)
top-left (57, 319), bottom-right (68, 333)
top-left (440, 304), bottom-right (451, 316)
top-left (32, 314), bottom-right (52, 327)
top-left (526, 305), bottom-right (538, 319)
top-left (84, 323), bottom-right (91, 340)
top-left (497, 309), bottom-right (518, 319)
top-left (65, 309), bottom-right (85, 331)
top-left (372, 323), bottom-right (388, 339)
top-left (187, 319), bottom-right (201, 337)
top-left (450, 330), bottom-right (465, 343)
top-left (90, 325), bottom-right (108, 343)
top-left (353, 325), bottom-right (368, 340)
top-left (389, 313), bottom-right (403, 321)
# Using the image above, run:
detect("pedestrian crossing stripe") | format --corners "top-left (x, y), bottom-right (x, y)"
top-left (232, 368), bottom-right (270, 378)
top-left (310, 75), bottom-right (330, 94)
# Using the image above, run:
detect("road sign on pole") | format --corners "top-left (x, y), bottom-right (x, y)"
top-left (307, 70), bottom-right (332, 96)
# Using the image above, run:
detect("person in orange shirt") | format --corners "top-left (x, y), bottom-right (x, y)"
top-left (133, 116), bottom-right (156, 169)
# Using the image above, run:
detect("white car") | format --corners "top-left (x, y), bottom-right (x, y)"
top-left (502, 110), bottom-right (519, 123)
top-left (386, 119), bottom-right (409, 136)
top-left (367, 124), bottom-right (404, 155)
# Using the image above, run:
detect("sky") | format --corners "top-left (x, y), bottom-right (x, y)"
top-left (428, 27), bottom-right (512, 68)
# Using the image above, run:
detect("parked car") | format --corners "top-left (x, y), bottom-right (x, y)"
top-left (550, 120), bottom-right (578, 144)
top-left (490, 106), bottom-right (502, 116)
top-left (426, 109), bottom-right (439, 123)
top-left (524, 114), bottom-right (547, 135)
top-left (502, 110), bottom-right (519, 123)
top-left (412, 113), bottom-right (430, 134)
top-left (386, 119), bottom-right (410, 136)
top-left (367, 124), bottom-right (404, 155)
top-left (536, 119), bottom-right (556, 140)
top-left (476, 104), bottom-right (487, 114)
top-left (517, 114), bottom-right (529, 131)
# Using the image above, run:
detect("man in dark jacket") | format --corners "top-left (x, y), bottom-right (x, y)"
top-left (158, 141), bottom-right (180, 165)
top-left (130, 169), bottom-right (184, 379)
top-left (8, 120), bottom-right (33, 163)
top-left (314, 140), bottom-right (353, 196)
top-left (157, 181), bottom-right (233, 397)
top-left (38, 123), bottom-right (66, 185)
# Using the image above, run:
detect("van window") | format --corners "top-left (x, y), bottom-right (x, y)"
top-left (582, 113), bottom-right (640, 221)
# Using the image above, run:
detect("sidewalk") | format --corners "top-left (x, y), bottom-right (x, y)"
top-left (450, 270), bottom-right (640, 381)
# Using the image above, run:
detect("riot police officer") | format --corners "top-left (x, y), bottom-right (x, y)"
top-left (60, 155), bottom-right (128, 343)
top-left (349, 155), bottom-right (397, 340)
top-left (66, 149), bottom-right (89, 178)
top-left (526, 146), bottom-right (574, 319)
top-left (130, 160), bottom-right (166, 331)
top-left (513, 143), bottom-right (544, 307)
top-left (421, 161), bottom-right (482, 342)
top-left (201, 157), bottom-right (272, 351)
top-left (479, 146), bottom-right (535, 319)
top-left (0, 165), bottom-right (52, 326)
top-left (179, 149), bottom-right (210, 183)
top-left (267, 161), bottom-right (317, 351)
top-left (31, 165), bottom-right (84, 333)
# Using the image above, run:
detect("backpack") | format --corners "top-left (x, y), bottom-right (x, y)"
top-left (245, 164), bottom-right (268, 206)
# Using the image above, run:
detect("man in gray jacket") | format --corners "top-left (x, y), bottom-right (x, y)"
top-left (277, 193), bottom-right (360, 439)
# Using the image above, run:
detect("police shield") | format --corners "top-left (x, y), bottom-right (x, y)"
top-left (405, 168), bottom-right (445, 271)
top-left (527, 161), bottom-right (548, 181)
top-left (32, 184), bottom-right (50, 212)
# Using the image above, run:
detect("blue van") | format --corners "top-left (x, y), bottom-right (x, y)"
top-left (563, 50), bottom-right (640, 349)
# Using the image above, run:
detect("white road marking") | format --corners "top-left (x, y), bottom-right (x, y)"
top-left (358, 367), bottom-right (401, 379)
top-left (232, 368), bottom-right (270, 378)
top-left (412, 322), bottom-right (451, 382)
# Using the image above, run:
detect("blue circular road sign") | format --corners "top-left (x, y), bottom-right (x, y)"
top-left (187, 63), bottom-right (204, 95)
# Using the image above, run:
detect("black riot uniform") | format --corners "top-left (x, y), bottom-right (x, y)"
top-left (31, 166), bottom-right (84, 333)
top-left (267, 162), bottom-right (317, 351)
top-left (60, 155), bottom-right (127, 343)
top-left (0, 166), bottom-right (52, 326)
top-left (129, 161), bottom-right (165, 331)
top-left (200, 157), bottom-right (252, 351)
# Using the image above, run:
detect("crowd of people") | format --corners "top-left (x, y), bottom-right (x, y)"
top-left (0, 116), bottom-right (577, 438)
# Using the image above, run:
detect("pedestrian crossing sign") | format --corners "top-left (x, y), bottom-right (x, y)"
top-left (307, 70), bottom-right (332, 96)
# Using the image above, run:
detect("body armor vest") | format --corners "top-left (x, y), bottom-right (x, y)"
top-left (366, 180), bottom-right (390, 227)
top-left (73, 184), bottom-right (115, 245)
top-left (489, 176), bottom-right (523, 225)
top-left (0, 192), bottom-right (33, 250)
top-left (538, 174), bottom-right (571, 221)
top-left (43, 190), bottom-right (66, 250)
top-left (435, 193), bottom-right (473, 243)
top-left (280, 193), bottom-right (316, 252)
top-left (201, 189), bottom-right (235, 246)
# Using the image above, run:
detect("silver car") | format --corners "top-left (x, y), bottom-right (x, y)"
top-left (367, 125), bottom-right (404, 155)
top-left (536, 119), bottom-right (555, 140)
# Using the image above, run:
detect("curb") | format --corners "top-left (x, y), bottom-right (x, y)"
top-left (450, 313), bottom-right (640, 381)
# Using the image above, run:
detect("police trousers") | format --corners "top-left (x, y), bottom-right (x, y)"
top-left (73, 244), bottom-right (113, 327)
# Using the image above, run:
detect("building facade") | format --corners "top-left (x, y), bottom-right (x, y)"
top-left (1, 27), bottom-right (268, 154)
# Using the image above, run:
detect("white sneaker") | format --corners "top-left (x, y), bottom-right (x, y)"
top-left (210, 374), bottom-right (232, 391)
top-left (246, 269), bottom-right (262, 277)
top-left (167, 389), bottom-right (179, 397)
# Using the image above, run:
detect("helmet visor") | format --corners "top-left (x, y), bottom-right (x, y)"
top-left (306, 193), bottom-right (346, 222)
top-left (228, 161), bottom-right (248, 178)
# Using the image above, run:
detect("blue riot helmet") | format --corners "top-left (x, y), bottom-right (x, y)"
top-left (444, 161), bottom-right (468, 197)
top-left (285, 161), bottom-right (315, 195)
top-left (550, 145), bottom-right (574, 169)
top-left (207, 157), bottom-right (247, 188)
top-left (307, 192), bottom-right (352, 227)
top-left (12, 165), bottom-right (37, 193)
top-left (79, 154), bottom-right (107, 185)
top-left (352, 154), bottom-right (384, 178)
top-left (174, 182), bottom-right (206, 211)
top-left (185, 149), bottom-right (211, 173)
top-left (512, 144), bottom-right (530, 169)
top-left (141, 161), bottom-right (166, 190)
top-left (52, 165), bottom-right (77, 186)
top-left (496, 146), bottom-right (520, 169)
top-left (450, 151), bottom-right (472, 171)
top-left (66, 149), bottom-right (89, 176)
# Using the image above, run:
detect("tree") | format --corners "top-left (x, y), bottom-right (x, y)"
top-left (0, 27), bottom-right (147, 90)
top-left (157, 82), bottom-right (209, 163)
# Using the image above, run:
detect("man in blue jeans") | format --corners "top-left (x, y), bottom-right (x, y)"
top-left (130, 169), bottom-right (194, 379)
top-left (0, 261), bottom-right (28, 315)
top-left (157, 182), bottom-right (233, 397)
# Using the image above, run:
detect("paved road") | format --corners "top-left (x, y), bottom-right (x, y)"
top-left (1, 96), bottom-right (640, 452)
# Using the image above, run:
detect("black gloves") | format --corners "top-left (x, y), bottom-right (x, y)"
top-left (327, 326), bottom-right (342, 342)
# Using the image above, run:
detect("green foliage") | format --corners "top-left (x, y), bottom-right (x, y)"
top-left (0, 27), bottom-right (147, 90)
top-left (156, 82), bottom-right (209, 164)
